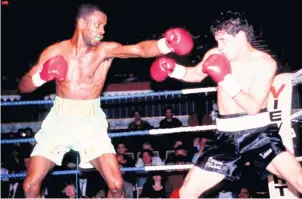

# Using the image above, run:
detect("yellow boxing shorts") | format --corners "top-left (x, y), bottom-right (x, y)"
top-left (31, 96), bottom-right (116, 168)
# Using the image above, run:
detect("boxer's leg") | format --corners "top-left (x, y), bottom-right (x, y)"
top-left (266, 151), bottom-right (302, 193)
top-left (23, 156), bottom-right (55, 198)
top-left (90, 154), bottom-right (125, 198)
top-left (179, 166), bottom-right (225, 198)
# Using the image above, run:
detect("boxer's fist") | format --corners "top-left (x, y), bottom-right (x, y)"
top-left (157, 28), bottom-right (193, 55)
top-left (32, 55), bottom-right (68, 86)
top-left (150, 57), bottom-right (186, 82)
top-left (202, 54), bottom-right (241, 97)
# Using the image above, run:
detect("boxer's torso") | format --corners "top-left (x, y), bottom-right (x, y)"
top-left (53, 40), bottom-right (114, 100)
top-left (218, 49), bottom-right (272, 115)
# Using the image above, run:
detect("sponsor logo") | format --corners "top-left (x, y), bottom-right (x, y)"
top-left (205, 157), bottom-right (224, 170)
top-left (259, 148), bottom-right (272, 159)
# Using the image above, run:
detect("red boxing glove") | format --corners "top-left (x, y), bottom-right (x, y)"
top-left (170, 188), bottom-right (180, 198)
top-left (150, 57), bottom-right (186, 82)
top-left (202, 54), bottom-right (241, 97)
top-left (32, 55), bottom-right (68, 86)
top-left (157, 28), bottom-right (193, 55)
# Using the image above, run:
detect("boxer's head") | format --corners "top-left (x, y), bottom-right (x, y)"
top-left (76, 4), bottom-right (107, 47)
top-left (211, 11), bottom-right (254, 61)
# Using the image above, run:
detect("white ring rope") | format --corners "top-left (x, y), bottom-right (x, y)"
top-left (149, 125), bottom-right (217, 135)
top-left (181, 87), bottom-right (217, 94)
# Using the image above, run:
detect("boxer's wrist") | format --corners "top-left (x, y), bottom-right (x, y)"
top-left (32, 72), bottom-right (46, 87)
top-left (157, 38), bottom-right (173, 54)
top-left (169, 64), bottom-right (187, 79)
top-left (219, 74), bottom-right (241, 98)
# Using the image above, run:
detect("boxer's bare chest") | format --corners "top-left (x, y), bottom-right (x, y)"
top-left (56, 45), bottom-right (112, 98)
top-left (218, 59), bottom-right (258, 114)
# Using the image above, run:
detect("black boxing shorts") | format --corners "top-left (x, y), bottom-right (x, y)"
top-left (195, 108), bottom-right (286, 181)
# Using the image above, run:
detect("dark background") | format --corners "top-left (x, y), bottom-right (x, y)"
top-left (2, 0), bottom-right (301, 90)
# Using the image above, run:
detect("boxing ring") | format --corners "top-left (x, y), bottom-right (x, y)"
top-left (1, 70), bottom-right (301, 198)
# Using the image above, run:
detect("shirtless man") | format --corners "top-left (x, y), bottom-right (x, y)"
top-left (150, 11), bottom-right (302, 198)
top-left (18, 4), bottom-right (193, 198)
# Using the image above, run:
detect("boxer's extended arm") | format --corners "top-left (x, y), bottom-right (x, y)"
top-left (18, 45), bottom-right (60, 93)
top-left (105, 40), bottom-right (163, 58)
top-left (105, 28), bottom-right (193, 58)
top-left (233, 58), bottom-right (277, 115)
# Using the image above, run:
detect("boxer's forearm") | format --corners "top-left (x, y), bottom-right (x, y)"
top-left (181, 67), bottom-right (208, 82)
top-left (19, 75), bottom-right (39, 93)
top-left (109, 40), bottom-right (162, 59)
top-left (136, 40), bottom-right (164, 58)
top-left (232, 91), bottom-right (263, 115)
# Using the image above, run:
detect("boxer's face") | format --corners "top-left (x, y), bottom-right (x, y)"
top-left (214, 31), bottom-right (242, 61)
top-left (80, 11), bottom-right (107, 47)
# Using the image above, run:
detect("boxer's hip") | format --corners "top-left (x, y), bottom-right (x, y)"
top-left (216, 108), bottom-right (271, 132)
top-left (36, 96), bottom-right (108, 145)
top-left (52, 96), bottom-right (101, 117)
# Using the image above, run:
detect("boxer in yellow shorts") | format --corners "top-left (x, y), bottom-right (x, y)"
top-left (31, 96), bottom-right (115, 169)
top-left (18, 4), bottom-right (193, 198)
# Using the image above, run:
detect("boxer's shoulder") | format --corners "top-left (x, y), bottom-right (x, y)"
top-left (96, 41), bottom-right (122, 51)
top-left (40, 41), bottom-right (66, 59)
top-left (250, 50), bottom-right (277, 72)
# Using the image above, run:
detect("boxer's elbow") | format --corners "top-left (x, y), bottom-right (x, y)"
top-left (18, 76), bottom-right (37, 93)
top-left (18, 84), bottom-right (33, 93)
top-left (246, 103), bottom-right (263, 116)
top-left (137, 40), bottom-right (161, 58)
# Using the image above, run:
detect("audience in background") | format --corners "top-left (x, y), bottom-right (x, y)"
top-left (140, 171), bottom-right (166, 198)
top-left (128, 109), bottom-right (151, 130)
top-left (159, 106), bottom-right (182, 129)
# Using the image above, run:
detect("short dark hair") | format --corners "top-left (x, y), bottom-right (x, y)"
top-left (140, 149), bottom-right (154, 158)
top-left (210, 11), bottom-right (254, 42)
top-left (76, 4), bottom-right (105, 22)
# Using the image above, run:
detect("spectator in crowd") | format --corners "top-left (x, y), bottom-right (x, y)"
top-left (136, 142), bottom-right (164, 166)
top-left (116, 142), bottom-right (135, 166)
top-left (165, 139), bottom-right (183, 164)
top-left (62, 181), bottom-right (78, 198)
top-left (140, 171), bottom-right (166, 198)
top-left (159, 106), bottom-right (182, 129)
top-left (238, 187), bottom-right (250, 198)
top-left (128, 109), bottom-right (151, 130)
top-left (136, 149), bottom-right (163, 187)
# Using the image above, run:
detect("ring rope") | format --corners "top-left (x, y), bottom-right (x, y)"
top-left (0, 165), bottom-right (195, 178)
top-left (3, 157), bottom-right (302, 179)
top-left (0, 125), bottom-right (217, 144)
top-left (0, 87), bottom-right (217, 106)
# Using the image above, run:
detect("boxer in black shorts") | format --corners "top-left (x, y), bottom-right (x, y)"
top-left (150, 11), bottom-right (302, 198)
top-left (196, 108), bottom-right (285, 181)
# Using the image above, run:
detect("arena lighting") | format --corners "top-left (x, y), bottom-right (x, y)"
top-left (1, 0), bottom-right (9, 5)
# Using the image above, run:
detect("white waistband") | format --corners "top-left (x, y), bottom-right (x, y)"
top-left (53, 96), bottom-right (100, 116)
top-left (216, 112), bottom-right (271, 132)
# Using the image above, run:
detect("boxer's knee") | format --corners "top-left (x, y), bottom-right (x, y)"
top-left (23, 175), bottom-right (42, 198)
top-left (179, 181), bottom-right (204, 198)
top-left (296, 173), bottom-right (302, 192)
top-left (108, 178), bottom-right (124, 197)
